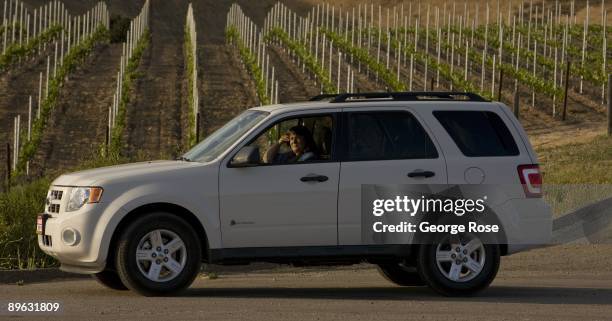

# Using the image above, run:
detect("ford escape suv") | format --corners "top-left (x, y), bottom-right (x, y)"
top-left (38, 92), bottom-right (552, 296)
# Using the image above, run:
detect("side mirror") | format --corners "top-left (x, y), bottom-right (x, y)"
top-left (230, 146), bottom-right (260, 167)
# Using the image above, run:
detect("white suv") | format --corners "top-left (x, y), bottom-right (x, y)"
top-left (38, 92), bottom-right (552, 296)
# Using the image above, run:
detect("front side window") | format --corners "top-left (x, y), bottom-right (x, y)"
top-left (247, 114), bottom-right (334, 165)
top-left (184, 110), bottom-right (268, 162)
top-left (346, 111), bottom-right (438, 161)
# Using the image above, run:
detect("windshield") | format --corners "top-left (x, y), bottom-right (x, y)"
top-left (183, 110), bottom-right (269, 162)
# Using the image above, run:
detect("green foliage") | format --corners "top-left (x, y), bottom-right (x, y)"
top-left (105, 30), bottom-right (150, 159)
top-left (0, 25), bottom-right (63, 72)
top-left (388, 26), bottom-right (561, 99)
top-left (439, 30), bottom-right (562, 98)
top-left (321, 27), bottom-right (406, 91)
top-left (226, 26), bottom-right (271, 104)
top-left (373, 28), bottom-right (492, 99)
top-left (184, 26), bottom-right (197, 147)
top-left (0, 177), bottom-right (54, 270)
top-left (0, 152), bottom-right (142, 270)
top-left (385, 21), bottom-right (607, 97)
top-left (468, 24), bottom-right (609, 86)
top-left (514, 23), bottom-right (611, 64)
top-left (266, 27), bottom-right (335, 94)
top-left (0, 22), bottom-right (25, 38)
top-left (14, 26), bottom-right (110, 176)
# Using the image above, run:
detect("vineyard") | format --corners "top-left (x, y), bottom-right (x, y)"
top-left (227, 1), bottom-right (610, 148)
top-left (0, 0), bottom-right (610, 269)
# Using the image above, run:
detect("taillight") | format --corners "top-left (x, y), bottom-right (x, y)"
top-left (517, 164), bottom-right (543, 198)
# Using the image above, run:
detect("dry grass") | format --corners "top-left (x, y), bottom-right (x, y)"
top-left (538, 134), bottom-right (612, 184)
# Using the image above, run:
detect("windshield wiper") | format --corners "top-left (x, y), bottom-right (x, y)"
top-left (175, 156), bottom-right (192, 162)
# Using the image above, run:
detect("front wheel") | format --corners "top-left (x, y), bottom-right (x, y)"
top-left (92, 270), bottom-right (128, 290)
top-left (114, 212), bottom-right (202, 296)
top-left (417, 233), bottom-right (500, 296)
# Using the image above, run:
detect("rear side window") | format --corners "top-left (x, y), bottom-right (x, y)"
top-left (346, 111), bottom-right (438, 161)
top-left (433, 111), bottom-right (519, 157)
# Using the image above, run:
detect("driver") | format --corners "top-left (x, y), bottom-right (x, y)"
top-left (263, 125), bottom-right (318, 164)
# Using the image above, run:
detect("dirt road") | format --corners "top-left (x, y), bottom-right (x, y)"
top-left (2, 245), bottom-right (611, 320)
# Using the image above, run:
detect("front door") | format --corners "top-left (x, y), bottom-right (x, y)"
top-left (219, 112), bottom-right (339, 248)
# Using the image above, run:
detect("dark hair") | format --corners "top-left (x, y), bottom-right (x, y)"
top-left (288, 125), bottom-right (318, 154)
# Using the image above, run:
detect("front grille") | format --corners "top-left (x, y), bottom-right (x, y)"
top-left (46, 188), bottom-right (64, 214)
top-left (48, 203), bottom-right (60, 213)
top-left (42, 235), bottom-right (52, 247)
top-left (50, 190), bottom-right (63, 200)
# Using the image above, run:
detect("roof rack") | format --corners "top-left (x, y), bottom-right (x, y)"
top-left (309, 94), bottom-right (340, 101)
top-left (309, 91), bottom-right (488, 103)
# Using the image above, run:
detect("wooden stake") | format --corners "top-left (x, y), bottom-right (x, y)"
top-left (498, 68), bottom-right (504, 102)
top-left (562, 60), bottom-right (571, 121)
top-left (514, 84), bottom-right (520, 119)
top-left (492, 55), bottom-right (497, 97)
top-left (397, 44), bottom-right (401, 82)
top-left (37, 72), bottom-right (42, 118)
top-left (386, 31), bottom-right (390, 69)
top-left (27, 95), bottom-right (31, 140)
top-left (409, 54), bottom-right (414, 91)
top-left (337, 52), bottom-right (341, 93)
top-left (5, 142), bottom-right (10, 191)
top-left (608, 74), bottom-right (612, 136)
top-left (481, 50), bottom-right (486, 91)
top-left (532, 40), bottom-right (537, 108)
top-left (580, 0), bottom-right (589, 93)
top-left (602, 10), bottom-right (607, 104)
top-left (45, 56), bottom-right (49, 98)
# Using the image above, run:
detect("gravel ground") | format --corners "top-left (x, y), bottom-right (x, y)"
top-left (1, 245), bottom-right (611, 320)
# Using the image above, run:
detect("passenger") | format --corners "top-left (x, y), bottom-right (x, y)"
top-left (264, 125), bottom-right (318, 164)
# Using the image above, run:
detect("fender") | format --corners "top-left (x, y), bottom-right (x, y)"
top-left (90, 183), bottom-right (221, 267)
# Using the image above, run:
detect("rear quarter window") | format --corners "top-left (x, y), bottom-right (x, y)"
top-left (433, 110), bottom-right (519, 157)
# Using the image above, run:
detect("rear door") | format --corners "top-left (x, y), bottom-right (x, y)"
top-left (337, 107), bottom-right (448, 245)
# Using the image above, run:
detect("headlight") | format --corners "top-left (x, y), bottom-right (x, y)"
top-left (66, 187), bottom-right (103, 212)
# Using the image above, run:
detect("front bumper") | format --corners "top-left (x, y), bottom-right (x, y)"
top-left (38, 196), bottom-right (108, 274)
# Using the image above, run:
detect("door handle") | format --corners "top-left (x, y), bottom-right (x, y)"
top-left (407, 170), bottom-right (436, 178)
top-left (300, 174), bottom-right (329, 182)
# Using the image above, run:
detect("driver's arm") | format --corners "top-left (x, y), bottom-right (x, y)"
top-left (263, 133), bottom-right (289, 164)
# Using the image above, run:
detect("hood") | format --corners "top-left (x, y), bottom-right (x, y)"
top-left (52, 160), bottom-right (201, 186)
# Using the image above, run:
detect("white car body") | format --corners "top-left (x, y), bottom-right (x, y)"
top-left (39, 98), bottom-right (552, 275)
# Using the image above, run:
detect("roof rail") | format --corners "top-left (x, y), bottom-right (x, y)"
top-left (308, 91), bottom-right (488, 103)
top-left (309, 94), bottom-right (339, 101)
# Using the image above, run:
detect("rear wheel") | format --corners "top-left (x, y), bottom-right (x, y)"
top-left (417, 233), bottom-right (500, 296)
top-left (114, 212), bottom-right (202, 296)
top-left (377, 263), bottom-right (426, 286)
top-left (92, 270), bottom-right (128, 290)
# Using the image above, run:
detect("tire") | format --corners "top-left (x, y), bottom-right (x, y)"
top-left (114, 212), bottom-right (202, 296)
top-left (92, 270), bottom-right (128, 290)
top-left (416, 233), bottom-right (500, 296)
top-left (377, 263), bottom-right (426, 286)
